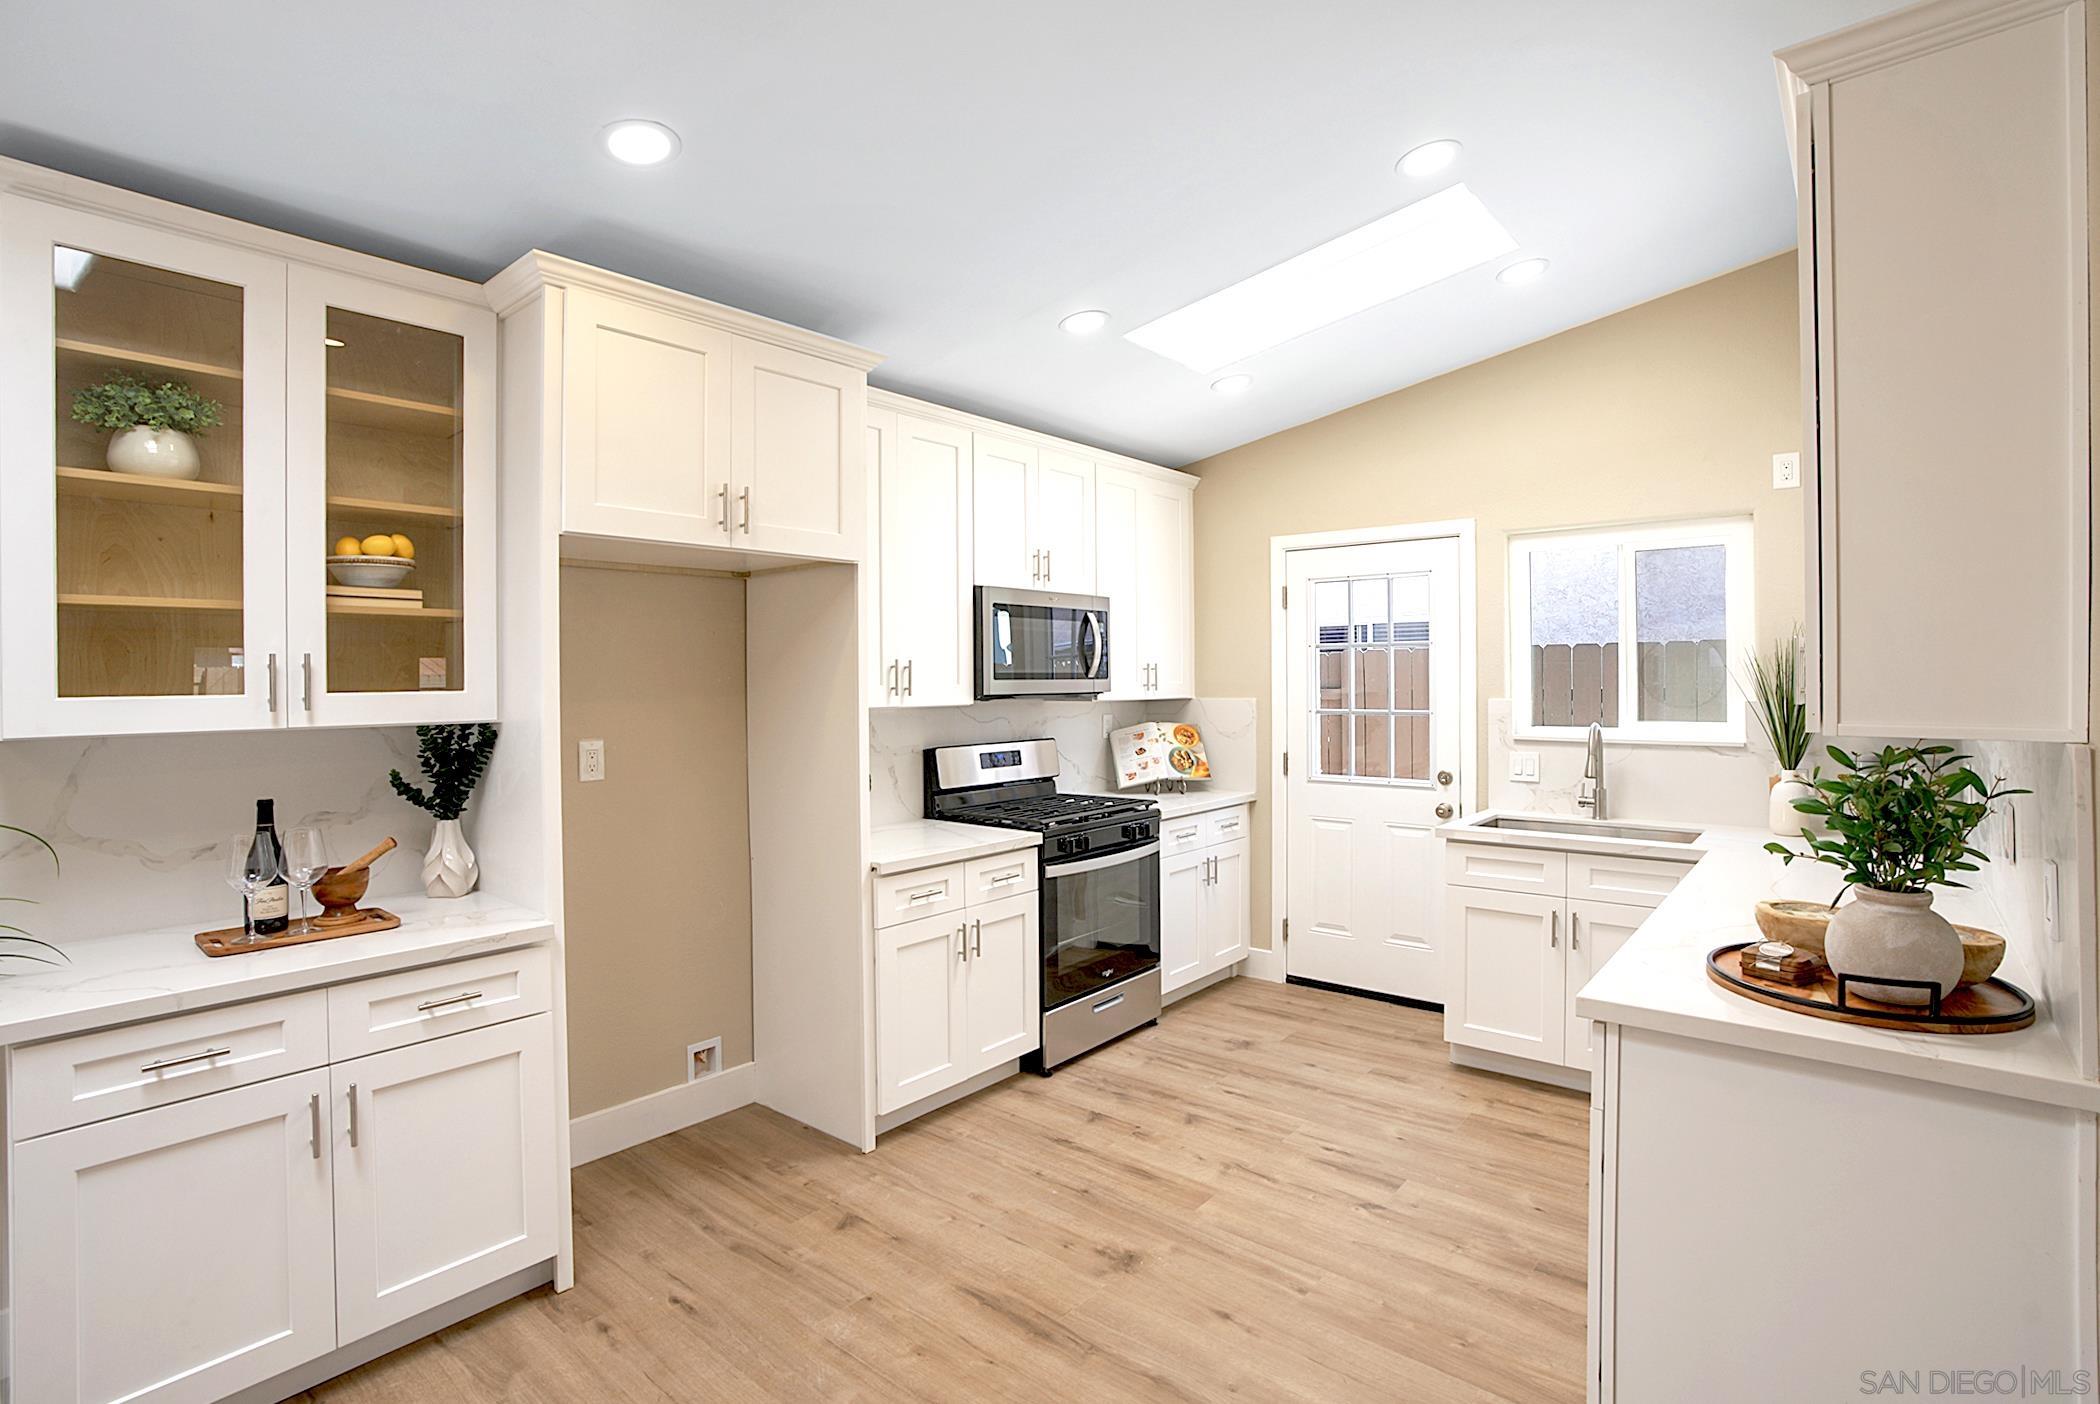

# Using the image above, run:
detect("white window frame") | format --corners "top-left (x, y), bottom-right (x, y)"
top-left (1509, 516), bottom-right (1753, 747)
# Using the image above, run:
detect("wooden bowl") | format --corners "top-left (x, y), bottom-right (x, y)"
top-left (1954, 925), bottom-right (2007, 987)
top-left (1754, 899), bottom-right (1834, 955)
top-left (310, 864), bottom-right (371, 926)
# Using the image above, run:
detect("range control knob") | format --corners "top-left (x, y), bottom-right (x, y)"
top-left (1056, 836), bottom-right (1076, 854)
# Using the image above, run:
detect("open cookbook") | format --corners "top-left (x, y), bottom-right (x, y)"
top-left (1111, 722), bottom-right (1210, 788)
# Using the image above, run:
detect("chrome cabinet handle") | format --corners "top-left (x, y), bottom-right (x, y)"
top-left (903, 658), bottom-right (913, 697)
top-left (1042, 548), bottom-right (1051, 582)
top-left (348, 1082), bottom-right (360, 1148)
top-left (267, 652), bottom-right (279, 713)
top-left (1550, 911), bottom-right (1559, 949)
top-left (1571, 913), bottom-right (1581, 951)
top-left (739, 487), bottom-right (751, 533)
top-left (957, 924), bottom-right (968, 962)
top-left (988, 871), bottom-right (1023, 887)
top-left (309, 1092), bottom-right (322, 1159)
top-left (1172, 826), bottom-right (1199, 841)
top-left (416, 989), bottom-right (483, 1013)
top-left (887, 660), bottom-right (899, 698)
top-left (301, 652), bottom-right (314, 711)
top-left (717, 483), bottom-right (730, 531)
top-left (1030, 549), bottom-right (1041, 583)
top-left (971, 918), bottom-right (982, 958)
top-left (905, 885), bottom-right (944, 904)
top-left (140, 1045), bottom-right (232, 1074)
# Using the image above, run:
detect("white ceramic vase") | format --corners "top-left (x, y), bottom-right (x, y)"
top-left (1823, 886), bottom-right (1963, 1007)
top-left (422, 818), bottom-right (479, 899)
top-left (1768, 769), bottom-right (1816, 837)
top-left (105, 425), bottom-right (202, 479)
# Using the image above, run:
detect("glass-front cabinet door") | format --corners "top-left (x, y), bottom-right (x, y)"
top-left (0, 197), bottom-right (289, 737)
top-left (284, 268), bottom-right (495, 726)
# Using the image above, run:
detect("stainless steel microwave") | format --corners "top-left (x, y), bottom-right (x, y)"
top-left (974, 586), bottom-right (1110, 699)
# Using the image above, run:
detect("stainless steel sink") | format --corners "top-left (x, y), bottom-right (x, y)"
top-left (1470, 814), bottom-right (1704, 846)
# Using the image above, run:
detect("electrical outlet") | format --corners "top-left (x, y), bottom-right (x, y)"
top-left (2045, 860), bottom-right (2061, 942)
top-left (1102, 712), bottom-right (1115, 739)
top-left (687, 1037), bottom-right (723, 1082)
top-left (578, 738), bottom-right (606, 783)
top-left (1772, 452), bottom-right (1802, 490)
top-left (1508, 751), bottom-right (1541, 783)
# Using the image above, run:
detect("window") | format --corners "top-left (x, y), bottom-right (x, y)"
top-left (1309, 572), bottom-right (1434, 783)
top-left (1509, 518), bottom-right (1752, 744)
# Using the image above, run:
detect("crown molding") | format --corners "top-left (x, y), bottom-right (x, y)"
top-left (1777, 0), bottom-right (2077, 85)
top-left (484, 250), bottom-right (883, 372)
top-left (866, 386), bottom-right (1193, 487)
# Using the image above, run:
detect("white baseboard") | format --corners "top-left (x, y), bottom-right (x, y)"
top-left (1449, 1043), bottom-right (1591, 1093)
top-left (569, 1060), bottom-right (759, 1166)
top-left (1243, 944), bottom-right (1285, 982)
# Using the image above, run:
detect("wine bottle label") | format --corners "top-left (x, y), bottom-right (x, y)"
top-left (250, 884), bottom-right (290, 920)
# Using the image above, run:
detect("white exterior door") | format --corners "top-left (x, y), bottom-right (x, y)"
top-left (560, 288), bottom-right (733, 546)
top-left (878, 414), bottom-right (974, 706)
top-left (1284, 536), bottom-right (1463, 1001)
top-left (1033, 448), bottom-right (1095, 592)
top-left (972, 432), bottom-right (1037, 587)
top-left (1160, 843), bottom-right (1206, 992)
top-left (1446, 888), bottom-right (1566, 1064)
top-left (1564, 898), bottom-right (1646, 1071)
top-left (731, 336), bottom-right (863, 560)
top-left (14, 1070), bottom-right (337, 1404)
top-left (876, 910), bottom-right (968, 1113)
top-left (962, 893), bottom-right (1039, 1071)
top-left (331, 1015), bottom-right (558, 1342)
top-left (1203, 837), bottom-right (1251, 968)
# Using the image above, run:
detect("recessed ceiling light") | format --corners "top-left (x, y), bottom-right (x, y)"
top-left (1126, 184), bottom-right (1517, 374)
top-left (1059, 309), bottom-right (1111, 336)
top-left (1210, 373), bottom-right (1253, 396)
top-left (601, 119), bottom-right (681, 167)
top-left (53, 246), bottom-right (94, 292)
top-left (1396, 139), bottom-right (1462, 179)
top-left (1497, 257), bottom-right (1551, 286)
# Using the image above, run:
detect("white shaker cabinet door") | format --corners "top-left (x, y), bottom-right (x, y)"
top-left (1160, 843), bottom-right (1207, 994)
top-left (879, 414), bottom-right (974, 707)
top-left (972, 431), bottom-right (1038, 588)
top-left (962, 892), bottom-right (1040, 1073)
top-left (1033, 447), bottom-right (1096, 593)
top-left (1444, 887), bottom-right (1567, 1065)
top-left (1137, 476), bottom-right (1194, 697)
top-left (330, 1014), bottom-right (558, 1342)
top-left (876, 908), bottom-right (969, 1113)
top-left (731, 336), bottom-right (864, 561)
top-left (1093, 466), bottom-right (1145, 698)
top-left (1563, 899), bottom-right (1647, 1073)
top-left (1202, 836), bottom-right (1251, 970)
top-left (14, 1069), bottom-right (337, 1404)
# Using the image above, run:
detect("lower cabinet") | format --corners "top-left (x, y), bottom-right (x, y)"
top-left (1562, 899), bottom-right (1645, 1072)
top-left (875, 868), bottom-right (1040, 1115)
top-left (1162, 807), bottom-right (1251, 997)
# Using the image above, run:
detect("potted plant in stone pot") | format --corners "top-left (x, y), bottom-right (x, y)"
top-left (1743, 627), bottom-right (1812, 836)
top-left (389, 724), bottom-right (498, 898)
top-left (1767, 744), bottom-right (2022, 1006)
top-left (71, 370), bottom-right (223, 480)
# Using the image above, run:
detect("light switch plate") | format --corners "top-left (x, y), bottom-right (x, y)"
top-left (1508, 751), bottom-right (1541, 783)
top-left (1772, 451), bottom-right (1802, 490)
top-left (578, 738), bottom-right (606, 783)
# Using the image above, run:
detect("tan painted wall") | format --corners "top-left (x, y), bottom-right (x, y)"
top-left (1186, 253), bottom-right (1805, 949)
top-left (559, 563), bottom-right (753, 1116)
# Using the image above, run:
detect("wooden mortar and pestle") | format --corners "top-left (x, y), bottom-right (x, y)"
top-left (311, 838), bottom-right (398, 926)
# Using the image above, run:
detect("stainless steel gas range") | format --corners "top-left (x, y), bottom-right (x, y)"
top-left (923, 739), bottom-right (1161, 1071)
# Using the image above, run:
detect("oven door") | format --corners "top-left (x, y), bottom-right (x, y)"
top-left (976, 587), bottom-right (1110, 699)
top-left (1039, 842), bottom-right (1160, 1010)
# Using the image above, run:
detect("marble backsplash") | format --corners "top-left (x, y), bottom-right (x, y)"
top-left (870, 697), bottom-right (1257, 827)
top-left (0, 728), bottom-right (439, 946)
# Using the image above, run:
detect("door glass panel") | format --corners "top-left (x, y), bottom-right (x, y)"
top-left (54, 249), bottom-right (246, 697)
top-left (321, 307), bottom-right (464, 694)
top-left (1309, 571), bottom-right (1432, 785)
top-left (1633, 544), bottom-right (1727, 723)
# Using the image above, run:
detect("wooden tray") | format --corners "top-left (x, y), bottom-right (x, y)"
top-left (1706, 942), bottom-right (2034, 1034)
top-left (195, 907), bottom-right (400, 957)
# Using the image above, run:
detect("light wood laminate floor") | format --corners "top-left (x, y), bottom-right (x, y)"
top-left (303, 977), bottom-right (1590, 1403)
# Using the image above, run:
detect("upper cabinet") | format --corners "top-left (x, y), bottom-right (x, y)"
top-left (0, 181), bottom-right (497, 739)
top-left (972, 433), bottom-right (1096, 592)
top-left (1779, 0), bottom-right (2091, 740)
top-left (499, 255), bottom-right (878, 566)
top-left (1097, 464), bottom-right (1195, 699)
top-left (872, 412), bottom-right (974, 707)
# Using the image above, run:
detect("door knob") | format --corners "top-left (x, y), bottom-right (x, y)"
top-left (1434, 802), bottom-right (1454, 820)
top-left (1437, 770), bottom-right (1454, 786)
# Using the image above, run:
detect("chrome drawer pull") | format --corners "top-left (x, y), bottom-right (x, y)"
top-left (987, 871), bottom-right (1023, 887)
top-left (309, 1093), bottom-right (322, 1160)
top-left (140, 1045), bottom-right (232, 1074)
top-left (905, 886), bottom-right (945, 904)
top-left (1092, 994), bottom-right (1126, 1014)
top-left (348, 1082), bottom-right (360, 1147)
top-left (972, 918), bottom-right (983, 958)
top-left (416, 990), bottom-right (483, 1013)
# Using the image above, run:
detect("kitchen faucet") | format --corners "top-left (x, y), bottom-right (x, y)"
top-left (1578, 721), bottom-right (1608, 820)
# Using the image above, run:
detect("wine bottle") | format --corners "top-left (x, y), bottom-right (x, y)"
top-left (246, 798), bottom-right (290, 936)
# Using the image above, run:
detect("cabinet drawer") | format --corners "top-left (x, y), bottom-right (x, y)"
top-left (328, 945), bottom-right (552, 1060)
top-left (1567, 853), bottom-right (1695, 909)
top-left (1443, 842), bottom-right (1567, 896)
top-left (1201, 806), bottom-right (1250, 847)
top-left (965, 849), bottom-right (1037, 904)
top-left (872, 862), bottom-right (967, 929)
top-left (1161, 815), bottom-right (1207, 856)
top-left (12, 990), bottom-right (329, 1141)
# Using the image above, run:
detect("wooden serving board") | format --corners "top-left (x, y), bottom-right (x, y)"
top-left (1706, 943), bottom-right (2034, 1034)
top-left (195, 907), bottom-right (400, 957)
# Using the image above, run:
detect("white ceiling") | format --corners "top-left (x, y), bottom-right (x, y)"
top-left (0, 1), bottom-right (1896, 466)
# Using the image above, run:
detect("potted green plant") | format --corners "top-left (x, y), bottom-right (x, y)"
top-left (1742, 628), bottom-right (1812, 836)
top-left (389, 724), bottom-right (499, 898)
top-left (1766, 744), bottom-right (2022, 1006)
top-left (70, 370), bottom-right (224, 480)
top-left (2, 825), bottom-right (67, 972)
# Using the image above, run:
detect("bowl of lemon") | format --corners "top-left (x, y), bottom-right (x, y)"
top-left (327, 533), bottom-right (418, 588)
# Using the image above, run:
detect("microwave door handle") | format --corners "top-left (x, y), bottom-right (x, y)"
top-left (1082, 612), bottom-right (1104, 679)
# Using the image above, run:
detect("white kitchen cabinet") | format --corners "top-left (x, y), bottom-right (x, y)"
top-left (1204, 836), bottom-right (1249, 968)
top-left (0, 188), bottom-right (499, 739)
top-left (972, 431), bottom-right (1038, 588)
top-left (1162, 806), bottom-right (1253, 997)
top-left (1780, 0), bottom-right (2089, 740)
top-left (961, 893), bottom-right (1039, 1069)
top-left (731, 336), bottom-right (864, 560)
top-left (872, 413), bottom-right (974, 706)
top-left (331, 1014), bottom-right (559, 1341)
top-left (1563, 898), bottom-right (1646, 1072)
top-left (875, 909), bottom-right (968, 1114)
top-left (1097, 463), bottom-right (1195, 699)
top-left (1095, 466), bottom-right (1145, 697)
top-left (1161, 845), bottom-right (1207, 990)
top-left (1034, 447), bottom-right (1096, 592)
top-left (14, 1069), bottom-right (338, 1404)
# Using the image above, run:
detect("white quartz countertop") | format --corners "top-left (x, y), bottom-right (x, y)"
top-left (0, 892), bottom-right (553, 1048)
top-left (1571, 825), bottom-right (2097, 1113)
top-left (869, 821), bottom-right (1041, 876)
top-left (1072, 788), bottom-right (1257, 821)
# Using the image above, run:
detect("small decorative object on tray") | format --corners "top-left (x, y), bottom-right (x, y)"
top-left (196, 836), bottom-right (401, 956)
top-left (1739, 940), bottom-right (1827, 987)
top-left (1955, 925), bottom-right (2007, 987)
top-left (1753, 899), bottom-right (1832, 955)
top-left (1706, 942), bottom-right (2034, 1035)
top-left (1112, 722), bottom-right (1209, 789)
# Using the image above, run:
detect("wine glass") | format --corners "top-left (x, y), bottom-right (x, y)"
top-left (223, 832), bottom-right (282, 945)
top-left (283, 827), bottom-right (329, 934)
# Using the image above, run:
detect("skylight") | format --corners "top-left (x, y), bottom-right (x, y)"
top-left (1124, 184), bottom-right (1518, 374)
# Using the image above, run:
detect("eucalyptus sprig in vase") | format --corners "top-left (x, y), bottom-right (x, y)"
top-left (389, 724), bottom-right (498, 898)
top-left (1743, 628), bottom-right (1813, 836)
top-left (1767, 744), bottom-right (2022, 1006)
